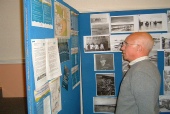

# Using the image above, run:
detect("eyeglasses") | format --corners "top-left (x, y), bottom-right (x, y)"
top-left (121, 41), bottom-right (139, 47)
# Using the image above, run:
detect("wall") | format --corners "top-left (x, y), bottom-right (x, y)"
top-left (0, 0), bottom-right (24, 63)
top-left (0, 0), bottom-right (26, 97)
top-left (64, 0), bottom-right (170, 13)
top-left (0, 64), bottom-right (26, 97)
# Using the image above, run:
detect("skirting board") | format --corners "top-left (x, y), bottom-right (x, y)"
top-left (0, 59), bottom-right (25, 64)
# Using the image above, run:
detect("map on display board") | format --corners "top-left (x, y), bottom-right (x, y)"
top-left (54, 1), bottom-right (70, 38)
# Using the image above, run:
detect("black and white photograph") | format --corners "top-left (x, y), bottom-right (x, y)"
top-left (110, 15), bottom-right (138, 33)
top-left (149, 50), bottom-right (158, 66)
top-left (110, 34), bottom-right (129, 52)
top-left (94, 54), bottom-right (114, 71)
top-left (96, 73), bottom-right (115, 96)
top-left (93, 97), bottom-right (117, 113)
top-left (159, 95), bottom-right (170, 112)
top-left (150, 33), bottom-right (161, 50)
top-left (91, 24), bottom-right (110, 35)
top-left (93, 97), bottom-right (117, 114)
top-left (163, 68), bottom-right (170, 95)
top-left (90, 13), bottom-right (111, 36)
top-left (84, 35), bottom-right (110, 52)
top-left (90, 13), bottom-right (110, 24)
top-left (161, 33), bottom-right (170, 50)
top-left (164, 50), bottom-right (170, 67)
top-left (139, 13), bottom-right (168, 32)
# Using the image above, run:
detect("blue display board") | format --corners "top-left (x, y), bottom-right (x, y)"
top-left (79, 9), bottom-right (170, 114)
top-left (23, 0), bottom-right (81, 114)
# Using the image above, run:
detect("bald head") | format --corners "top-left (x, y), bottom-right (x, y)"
top-left (121, 32), bottom-right (154, 62)
top-left (126, 32), bottom-right (154, 53)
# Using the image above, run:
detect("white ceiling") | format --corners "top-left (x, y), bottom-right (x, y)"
top-left (63, 0), bottom-right (170, 13)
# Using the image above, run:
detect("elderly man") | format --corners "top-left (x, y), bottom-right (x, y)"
top-left (115, 32), bottom-right (161, 114)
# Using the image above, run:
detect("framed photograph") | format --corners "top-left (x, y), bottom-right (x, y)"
top-left (93, 97), bottom-right (117, 113)
top-left (94, 54), bottom-right (114, 71)
top-left (91, 13), bottom-right (110, 24)
top-left (84, 35), bottom-right (110, 53)
top-left (159, 95), bottom-right (170, 112)
top-left (110, 15), bottom-right (138, 33)
top-left (90, 13), bottom-right (111, 36)
top-left (139, 13), bottom-right (168, 32)
top-left (96, 73), bottom-right (115, 96)
top-left (160, 33), bottom-right (170, 50)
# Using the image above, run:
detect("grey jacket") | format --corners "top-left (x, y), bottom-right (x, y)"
top-left (116, 60), bottom-right (161, 114)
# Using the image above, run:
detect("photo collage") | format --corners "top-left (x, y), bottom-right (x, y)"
top-left (83, 11), bottom-right (170, 113)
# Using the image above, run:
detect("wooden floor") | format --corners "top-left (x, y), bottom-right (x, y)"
top-left (0, 97), bottom-right (27, 114)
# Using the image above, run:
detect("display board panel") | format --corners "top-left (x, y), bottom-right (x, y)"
top-left (79, 8), bottom-right (170, 114)
top-left (23, 0), bottom-right (81, 114)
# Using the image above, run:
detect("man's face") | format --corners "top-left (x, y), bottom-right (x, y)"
top-left (120, 38), bottom-right (139, 62)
